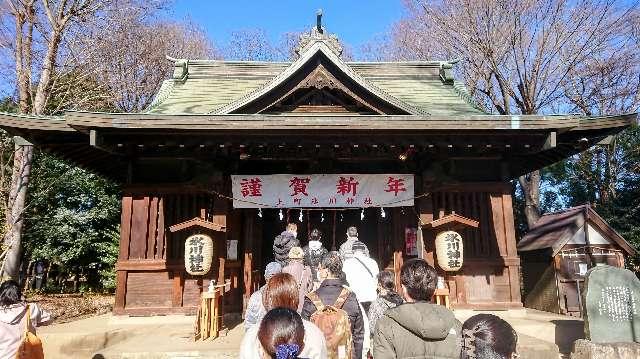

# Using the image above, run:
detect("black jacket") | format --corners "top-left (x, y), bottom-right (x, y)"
top-left (303, 241), bottom-right (328, 280)
top-left (301, 278), bottom-right (364, 359)
top-left (272, 231), bottom-right (299, 266)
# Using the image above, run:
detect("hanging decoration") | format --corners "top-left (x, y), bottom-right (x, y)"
top-left (360, 208), bottom-right (365, 221)
top-left (340, 212), bottom-right (344, 222)
top-left (258, 208), bottom-right (263, 218)
top-left (435, 231), bottom-right (464, 271)
top-left (298, 209), bottom-right (303, 222)
top-left (422, 212), bottom-right (478, 272)
top-left (321, 212), bottom-right (325, 222)
top-left (184, 234), bottom-right (214, 275)
top-left (279, 209), bottom-right (284, 221)
top-left (380, 207), bottom-right (386, 218)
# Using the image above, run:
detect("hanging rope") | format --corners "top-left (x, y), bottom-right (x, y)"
top-left (206, 189), bottom-right (431, 211)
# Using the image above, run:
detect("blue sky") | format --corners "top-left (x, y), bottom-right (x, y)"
top-left (167, 0), bottom-right (406, 56)
top-left (0, 1), bottom-right (405, 98)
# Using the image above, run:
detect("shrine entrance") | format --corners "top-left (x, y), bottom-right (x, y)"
top-left (258, 207), bottom-right (403, 272)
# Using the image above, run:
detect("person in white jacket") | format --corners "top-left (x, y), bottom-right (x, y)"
top-left (0, 280), bottom-right (50, 359)
top-left (342, 241), bottom-right (379, 313)
top-left (339, 226), bottom-right (369, 261)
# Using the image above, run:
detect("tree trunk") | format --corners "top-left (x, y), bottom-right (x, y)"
top-left (1, 143), bottom-right (33, 280)
top-left (519, 170), bottom-right (541, 229)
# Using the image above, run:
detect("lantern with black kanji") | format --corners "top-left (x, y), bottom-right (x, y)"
top-left (185, 234), bottom-right (214, 275)
top-left (422, 212), bottom-right (479, 272)
top-left (435, 230), bottom-right (463, 271)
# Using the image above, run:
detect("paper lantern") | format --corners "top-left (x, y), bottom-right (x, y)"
top-left (435, 230), bottom-right (463, 271)
top-left (185, 234), bottom-right (214, 275)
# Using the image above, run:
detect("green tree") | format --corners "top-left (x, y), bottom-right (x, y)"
top-left (22, 153), bottom-right (120, 291)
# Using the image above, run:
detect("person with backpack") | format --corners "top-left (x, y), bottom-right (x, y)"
top-left (367, 270), bottom-right (404, 335)
top-left (282, 247), bottom-right (313, 313)
top-left (342, 241), bottom-right (379, 313)
top-left (301, 251), bottom-right (364, 359)
top-left (0, 280), bottom-right (50, 359)
top-left (240, 273), bottom-right (326, 359)
top-left (372, 259), bottom-right (461, 359)
top-left (257, 307), bottom-right (306, 359)
top-left (303, 228), bottom-right (328, 285)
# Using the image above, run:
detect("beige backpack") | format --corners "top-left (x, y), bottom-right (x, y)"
top-left (306, 289), bottom-right (353, 359)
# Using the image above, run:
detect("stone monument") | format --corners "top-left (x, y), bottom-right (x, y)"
top-left (582, 265), bottom-right (640, 343)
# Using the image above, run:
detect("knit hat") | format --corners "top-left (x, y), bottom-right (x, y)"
top-left (288, 246), bottom-right (304, 259)
top-left (264, 262), bottom-right (282, 280)
top-left (352, 240), bottom-right (368, 253)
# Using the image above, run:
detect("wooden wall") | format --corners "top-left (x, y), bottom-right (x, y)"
top-left (419, 182), bottom-right (522, 309)
top-left (114, 181), bottom-right (523, 315)
top-left (114, 187), bottom-right (244, 315)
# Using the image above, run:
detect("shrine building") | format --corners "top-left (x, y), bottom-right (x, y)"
top-left (0, 20), bottom-right (635, 316)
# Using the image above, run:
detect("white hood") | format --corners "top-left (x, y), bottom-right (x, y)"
top-left (308, 240), bottom-right (322, 251)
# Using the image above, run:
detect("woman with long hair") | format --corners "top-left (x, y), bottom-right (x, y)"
top-left (367, 270), bottom-right (404, 334)
top-left (240, 273), bottom-right (326, 359)
top-left (0, 280), bottom-right (50, 358)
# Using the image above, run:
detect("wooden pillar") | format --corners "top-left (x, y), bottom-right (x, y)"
top-left (172, 271), bottom-right (184, 307)
top-left (393, 251), bottom-right (403, 294)
top-left (114, 195), bottom-right (133, 313)
top-left (419, 176), bottom-right (434, 266)
top-left (501, 191), bottom-right (522, 305)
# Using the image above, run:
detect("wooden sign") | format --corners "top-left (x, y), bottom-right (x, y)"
top-left (435, 230), bottom-right (464, 271)
top-left (185, 234), bottom-right (214, 275)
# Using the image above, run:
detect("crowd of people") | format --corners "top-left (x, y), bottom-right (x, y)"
top-left (246, 223), bottom-right (520, 359)
top-left (0, 222), bottom-right (519, 359)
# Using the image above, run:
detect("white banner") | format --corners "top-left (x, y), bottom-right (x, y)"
top-left (231, 174), bottom-right (414, 208)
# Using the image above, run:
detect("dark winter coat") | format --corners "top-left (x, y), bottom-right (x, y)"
top-left (301, 278), bottom-right (365, 359)
top-left (372, 301), bottom-right (461, 359)
top-left (272, 231), bottom-right (299, 266)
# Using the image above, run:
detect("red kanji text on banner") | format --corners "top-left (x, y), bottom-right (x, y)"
top-left (231, 174), bottom-right (414, 208)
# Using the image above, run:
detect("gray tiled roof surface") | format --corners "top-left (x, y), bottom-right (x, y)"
top-left (146, 60), bottom-right (483, 116)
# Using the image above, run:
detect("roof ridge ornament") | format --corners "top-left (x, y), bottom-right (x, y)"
top-left (295, 9), bottom-right (343, 57)
top-left (439, 59), bottom-right (459, 84)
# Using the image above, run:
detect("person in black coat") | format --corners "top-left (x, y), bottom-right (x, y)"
top-left (302, 228), bottom-right (328, 281)
top-left (273, 223), bottom-right (299, 267)
top-left (301, 251), bottom-right (364, 359)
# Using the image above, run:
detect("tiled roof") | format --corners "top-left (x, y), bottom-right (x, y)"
top-left (145, 58), bottom-right (483, 116)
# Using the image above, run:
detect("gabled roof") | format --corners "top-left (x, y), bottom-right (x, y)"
top-left (517, 204), bottom-right (636, 256)
top-left (145, 48), bottom-right (483, 116)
